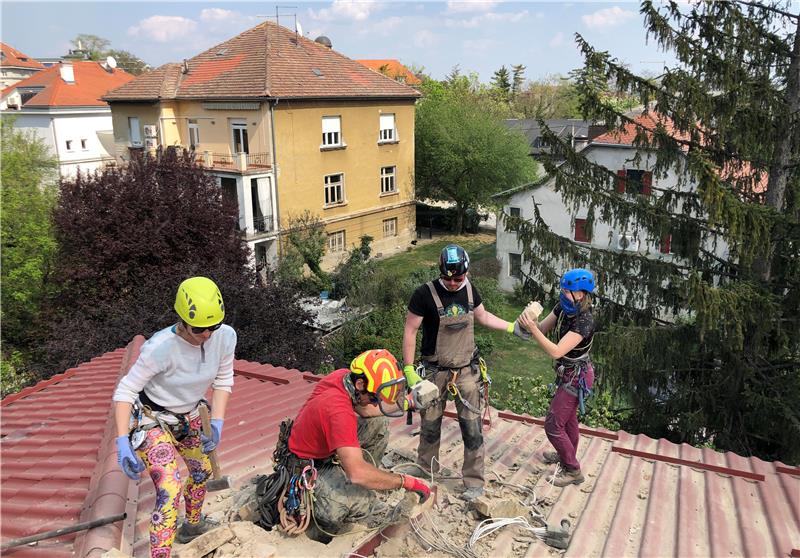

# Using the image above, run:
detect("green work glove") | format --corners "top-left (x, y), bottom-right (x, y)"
top-left (507, 321), bottom-right (531, 340)
top-left (403, 364), bottom-right (423, 388)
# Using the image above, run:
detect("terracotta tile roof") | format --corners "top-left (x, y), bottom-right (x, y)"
top-left (592, 112), bottom-right (690, 145)
top-left (0, 42), bottom-right (45, 70)
top-left (356, 59), bottom-right (422, 85)
top-left (104, 21), bottom-right (420, 102)
top-left (1, 61), bottom-right (133, 108)
top-left (3, 340), bottom-right (798, 557)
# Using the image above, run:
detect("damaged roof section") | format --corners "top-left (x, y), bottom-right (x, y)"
top-left (1, 342), bottom-right (798, 557)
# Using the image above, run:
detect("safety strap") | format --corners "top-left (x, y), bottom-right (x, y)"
top-left (426, 281), bottom-right (474, 317)
top-left (553, 312), bottom-right (593, 358)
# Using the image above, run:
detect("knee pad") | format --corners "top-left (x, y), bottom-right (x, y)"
top-left (459, 417), bottom-right (483, 451)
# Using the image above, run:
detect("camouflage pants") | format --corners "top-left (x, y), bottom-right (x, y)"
top-left (417, 363), bottom-right (485, 488)
top-left (309, 415), bottom-right (389, 539)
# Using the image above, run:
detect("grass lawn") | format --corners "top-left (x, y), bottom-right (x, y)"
top-left (373, 232), bottom-right (554, 410)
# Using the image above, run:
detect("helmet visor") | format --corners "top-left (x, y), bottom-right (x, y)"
top-left (374, 376), bottom-right (408, 418)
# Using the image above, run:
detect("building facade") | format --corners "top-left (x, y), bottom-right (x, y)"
top-left (104, 22), bottom-right (418, 269)
top-left (0, 43), bottom-right (44, 88)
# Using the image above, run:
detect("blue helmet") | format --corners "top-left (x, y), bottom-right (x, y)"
top-left (439, 244), bottom-right (470, 277)
top-left (560, 268), bottom-right (595, 293)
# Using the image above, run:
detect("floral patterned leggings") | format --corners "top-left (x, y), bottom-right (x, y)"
top-left (136, 416), bottom-right (212, 558)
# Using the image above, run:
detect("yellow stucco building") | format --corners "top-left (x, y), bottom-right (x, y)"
top-left (104, 22), bottom-right (419, 270)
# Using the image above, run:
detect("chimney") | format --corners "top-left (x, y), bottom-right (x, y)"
top-left (60, 63), bottom-right (75, 83)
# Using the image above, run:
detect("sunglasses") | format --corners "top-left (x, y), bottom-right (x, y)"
top-left (189, 322), bottom-right (222, 334)
top-left (440, 274), bottom-right (466, 283)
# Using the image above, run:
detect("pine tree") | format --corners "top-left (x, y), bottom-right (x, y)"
top-left (508, 0), bottom-right (800, 462)
top-left (491, 65), bottom-right (512, 102)
top-left (511, 63), bottom-right (526, 99)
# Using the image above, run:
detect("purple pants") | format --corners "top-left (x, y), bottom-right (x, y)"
top-left (544, 364), bottom-right (594, 471)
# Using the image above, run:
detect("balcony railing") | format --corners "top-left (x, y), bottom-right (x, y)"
top-left (253, 215), bottom-right (275, 233)
top-left (204, 151), bottom-right (271, 172)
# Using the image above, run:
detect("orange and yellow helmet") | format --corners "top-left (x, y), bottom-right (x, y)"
top-left (349, 349), bottom-right (405, 405)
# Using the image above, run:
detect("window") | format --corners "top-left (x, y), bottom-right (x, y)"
top-left (65, 140), bottom-right (73, 151)
top-left (383, 217), bottom-right (397, 238)
top-left (188, 119), bottom-right (200, 150)
top-left (509, 253), bottom-right (522, 278)
top-left (324, 173), bottom-right (345, 206)
top-left (322, 116), bottom-right (342, 147)
top-left (380, 166), bottom-right (396, 194)
top-left (574, 218), bottom-right (591, 243)
top-left (128, 117), bottom-right (141, 146)
top-left (231, 120), bottom-right (248, 154)
top-left (660, 234), bottom-right (673, 254)
top-left (509, 207), bottom-right (521, 218)
top-left (328, 230), bottom-right (346, 252)
top-left (615, 169), bottom-right (652, 195)
top-left (379, 113), bottom-right (396, 142)
top-left (80, 139), bottom-right (88, 150)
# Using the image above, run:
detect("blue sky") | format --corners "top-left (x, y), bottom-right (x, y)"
top-left (2, 1), bottom-right (676, 82)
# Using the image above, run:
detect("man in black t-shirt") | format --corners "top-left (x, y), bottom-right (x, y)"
top-left (401, 244), bottom-right (529, 502)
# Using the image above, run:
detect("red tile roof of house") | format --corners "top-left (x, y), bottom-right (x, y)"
top-left (592, 112), bottom-right (690, 145)
top-left (0, 43), bottom-right (45, 70)
top-left (104, 21), bottom-right (419, 102)
top-left (2, 340), bottom-right (798, 557)
top-left (355, 59), bottom-right (422, 85)
top-left (1, 61), bottom-right (133, 108)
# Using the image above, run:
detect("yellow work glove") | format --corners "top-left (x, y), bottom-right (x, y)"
top-left (403, 364), bottom-right (423, 388)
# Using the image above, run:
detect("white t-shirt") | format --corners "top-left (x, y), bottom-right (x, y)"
top-left (113, 324), bottom-right (236, 414)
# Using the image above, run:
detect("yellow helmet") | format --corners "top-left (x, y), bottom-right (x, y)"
top-left (349, 349), bottom-right (404, 405)
top-left (174, 277), bottom-right (225, 327)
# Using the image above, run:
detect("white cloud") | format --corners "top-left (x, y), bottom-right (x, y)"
top-left (549, 31), bottom-right (565, 48)
top-left (308, 0), bottom-right (378, 22)
top-left (445, 10), bottom-right (528, 29)
top-left (371, 16), bottom-right (405, 36)
top-left (446, 0), bottom-right (501, 14)
top-left (200, 8), bottom-right (235, 22)
top-left (462, 38), bottom-right (497, 54)
top-left (414, 29), bottom-right (437, 48)
top-left (128, 16), bottom-right (198, 43)
top-left (581, 6), bottom-right (637, 29)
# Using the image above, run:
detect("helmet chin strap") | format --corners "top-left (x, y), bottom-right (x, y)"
top-left (439, 276), bottom-right (469, 292)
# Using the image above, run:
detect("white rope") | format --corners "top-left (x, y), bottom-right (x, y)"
top-left (468, 517), bottom-right (547, 548)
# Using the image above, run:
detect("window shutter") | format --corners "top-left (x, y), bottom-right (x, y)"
top-left (660, 233), bottom-right (671, 254)
top-left (642, 171), bottom-right (653, 195)
top-left (616, 170), bottom-right (626, 193)
top-left (379, 113), bottom-right (394, 130)
top-left (322, 116), bottom-right (340, 134)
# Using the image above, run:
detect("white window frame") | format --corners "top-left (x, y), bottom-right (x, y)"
top-left (383, 217), bottom-right (398, 238)
top-left (378, 113), bottom-right (396, 143)
top-left (188, 119), bottom-right (200, 150)
top-left (65, 139), bottom-right (73, 152)
top-left (231, 119), bottom-right (248, 154)
top-left (128, 117), bottom-right (141, 146)
top-left (328, 230), bottom-right (346, 253)
top-left (321, 116), bottom-right (342, 148)
top-left (324, 173), bottom-right (345, 206)
top-left (380, 166), bottom-right (397, 195)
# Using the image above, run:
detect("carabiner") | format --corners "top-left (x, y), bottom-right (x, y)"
top-left (301, 465), bottom-right (317, 490)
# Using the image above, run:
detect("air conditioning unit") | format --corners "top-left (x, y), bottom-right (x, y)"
top-left (143, 125), bottom-right (157, 138)
top-left (144, 138), bottom-right (157, 149)
top-left (130, 140), bottom-right (143, 148)
top-left (616, 234), bottom-right (640, 251)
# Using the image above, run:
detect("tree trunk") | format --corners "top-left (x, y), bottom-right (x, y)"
top-left (453, 203), bottom-right (465, 234)
top-left (760, 15), bottom-right (800, 281)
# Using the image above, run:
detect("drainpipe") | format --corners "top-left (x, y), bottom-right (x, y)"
top-left (50, 117), bottom-right (64, 178)
top-left (269, 98), bottom-right (280, 231)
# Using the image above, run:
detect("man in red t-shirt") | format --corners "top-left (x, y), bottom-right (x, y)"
top-left (287, 349), bottom-right (430, 542)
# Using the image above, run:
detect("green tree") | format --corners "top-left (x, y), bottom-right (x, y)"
top-left (491, 65), bottom-right (512, 103)
top-left (415, 81), bottom-right (538, 233)
top-left (511, 63), bottom-right (526, 99)
top-left (281, 210), bottom-right (329, 283)
top-left (70, 34), bottom-right (149, 75)
top-left (0, 117), bottom-right (58, 395)
top-left (106, 49), bottom-right (150, 75)
top-left (509, 1), bottom-right (800, 462)
top-left (515, 75), bottom-right (582, 118)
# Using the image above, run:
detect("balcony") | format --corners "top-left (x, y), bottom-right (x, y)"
top-left (198, 150), bottom-right (272, 173)
top-left (253, 215), bottom-right (275, 234)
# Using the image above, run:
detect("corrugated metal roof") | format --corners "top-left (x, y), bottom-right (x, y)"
top-left (2, 339), bottom-right (798, 557)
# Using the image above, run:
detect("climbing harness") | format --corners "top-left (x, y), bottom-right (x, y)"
top-left (127, 393), bottom-right (203, 448)
top-left (549, 313), bottom-right (594, 415)
top-left (478, 357), bottom-right (492, 431)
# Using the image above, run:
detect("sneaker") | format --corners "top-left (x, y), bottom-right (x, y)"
top-left (539, 451), bottom-right (560, 465)
top-left (553, 468), bottom-right (585, 487)
top-left (175, 516), bottom-right (220, 544)
top-left (459, 486), bottom-right (484, 502)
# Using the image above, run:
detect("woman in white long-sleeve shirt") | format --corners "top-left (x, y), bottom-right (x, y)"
top-left (112, 276), bottom-right (236, 558)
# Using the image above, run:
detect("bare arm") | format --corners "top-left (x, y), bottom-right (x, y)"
top-left (473, 303), bottom-right (513, 331)
top-left (337, 446), bottom-right (403, 490)
top-left (115, 401), bottom-right (133, 437)
top-left (526, 327), bottom-right (585, 360)
top-left (402, 311), bottom-right (423, 366)
top-left (210, 389), bottom-right (230, 421)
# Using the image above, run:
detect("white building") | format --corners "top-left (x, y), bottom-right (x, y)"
top-left (0, 42), bottom-right (44, 88)
top-left (1, 60), bottom-right (133, 178)
top-left (496, 114), bottom-right (730, 300)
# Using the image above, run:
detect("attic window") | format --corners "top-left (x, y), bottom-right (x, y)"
top-left (216, 48), bottom-right (228, 56)
top-left (312, 68), bottom-right (323, 77)
top-left (19, 57), bottom-right (28, 61)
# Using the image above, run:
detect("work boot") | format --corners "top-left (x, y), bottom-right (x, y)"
top-left (459, 486), bottom-right (484, 502)
top-left (552, 468), bottom-right (584, 487)
top-left (539, 450), bottom-right (560, 465)
top-left (175, 516), bottom-right (220, 544)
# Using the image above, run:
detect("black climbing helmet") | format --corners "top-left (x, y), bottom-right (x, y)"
top-left (439, 244), bottom-right (470, 277)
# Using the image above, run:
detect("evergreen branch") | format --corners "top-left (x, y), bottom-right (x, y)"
top-left (733, 0), bottom-right (800, 22)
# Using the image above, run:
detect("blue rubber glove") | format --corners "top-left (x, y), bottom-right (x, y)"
top-left (201, 418), bottom-right (224, 453)
top-left (116, 435), bottom-right (145, 480)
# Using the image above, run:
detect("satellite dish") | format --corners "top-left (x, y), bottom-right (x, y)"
top-left (295, 20), bottom-right (303, 37)
top-left (106, 56), bottom-right (117, 69)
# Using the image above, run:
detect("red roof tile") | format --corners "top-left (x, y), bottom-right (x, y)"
top-left (104, 21), bottom-right (419, 102)
top-left (0, 43), bottom-right (45, 70)
top-left (356, 59), bottom-right (422, 85)
top-left (593, 112), bottom-right (690, 146)
top-left (1, 61), bottom-right (133, 108)
top-left (2, 341), bottom-right (797, 557)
